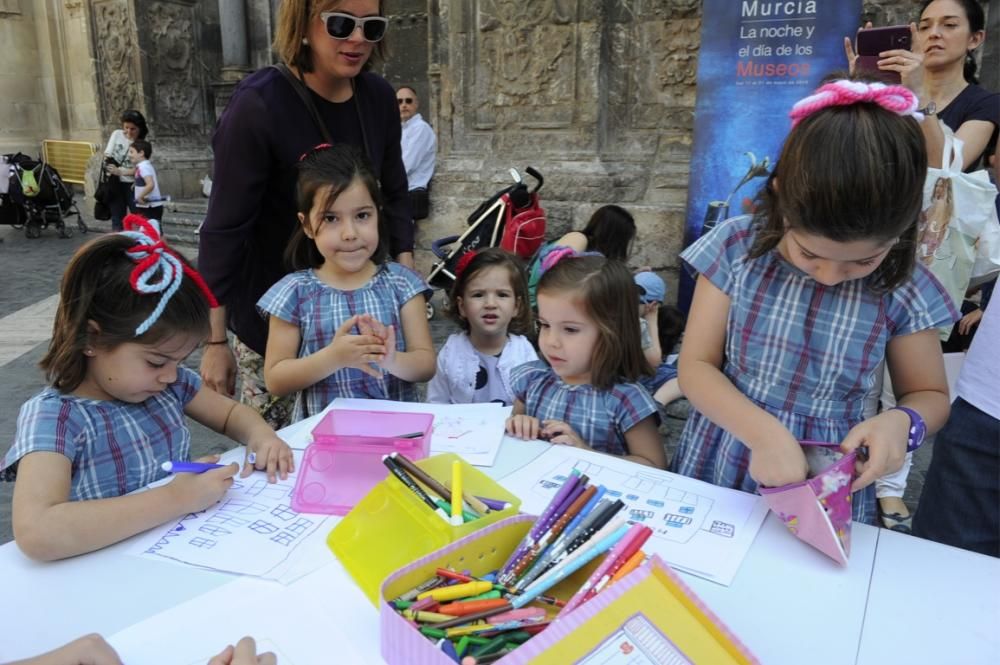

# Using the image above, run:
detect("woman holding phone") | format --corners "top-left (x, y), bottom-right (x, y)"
top-left (845, 0), bottom-right (998, 171)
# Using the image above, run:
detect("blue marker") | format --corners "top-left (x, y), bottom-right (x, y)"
top-left (160, 461), bottom-right (227, 474)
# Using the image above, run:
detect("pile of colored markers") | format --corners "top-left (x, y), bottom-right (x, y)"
top-left (388, 469), bottom-right (652, 663)
top-left (381, 453), bottom-right (508, 524)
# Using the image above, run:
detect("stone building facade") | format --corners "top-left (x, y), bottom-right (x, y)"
top-left (1, 0), bottom-right (996, 281)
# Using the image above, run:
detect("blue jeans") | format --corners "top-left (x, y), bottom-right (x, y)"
top-left (912, 398), bottom-right (999, 558)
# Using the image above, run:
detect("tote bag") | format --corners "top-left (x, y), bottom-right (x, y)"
top-left (915, 122), bottom-right (1000, 337)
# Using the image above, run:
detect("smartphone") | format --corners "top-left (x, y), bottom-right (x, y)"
top-left (856, 25), bottom-right (912, 84)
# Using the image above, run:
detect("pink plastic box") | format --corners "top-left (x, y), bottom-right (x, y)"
top-left (290, 408), bottom-right (433, 515)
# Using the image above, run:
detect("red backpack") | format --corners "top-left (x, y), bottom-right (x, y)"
top-left (499, 191), bottom-right (546, 260)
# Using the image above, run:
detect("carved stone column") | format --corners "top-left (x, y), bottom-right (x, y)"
top-left (219, 0), bottom-right (250, 80)
top-left (212, 0), bottom-right (251, 119)
top-left (90, 0), bottom-right (144, 133)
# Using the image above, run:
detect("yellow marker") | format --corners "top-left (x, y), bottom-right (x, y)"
top-left (402, 609), bottom-right (457, 623)
top-left (445, 622), bottom-right (495, 638)
top-left (450, 460), bottom-right (464, 526)
top-left (417, 580), bottom-right (493, 602)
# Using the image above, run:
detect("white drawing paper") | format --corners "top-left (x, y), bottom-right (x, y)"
top-left (108, 571), bottom-right (373, 664)
top-left (328, 397), bottom-right (511, 466)
top-left (128, 448), bottom-right (334, 583)
top-left (500, 446), bottom-right (769, 586)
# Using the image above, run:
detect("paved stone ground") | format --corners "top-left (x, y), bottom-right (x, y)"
top-left (0, 210), bottom-right (930, 546)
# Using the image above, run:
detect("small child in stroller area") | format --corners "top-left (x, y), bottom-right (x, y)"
top-left (633, 271), bottom-right (686, 408)
top-left (427, 248), bottom-right (538, 405)
top-left (129, 139), bottom-right (164, 235)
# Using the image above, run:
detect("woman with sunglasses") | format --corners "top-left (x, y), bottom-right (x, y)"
top-left (197, 0), bottom-right (413, 429)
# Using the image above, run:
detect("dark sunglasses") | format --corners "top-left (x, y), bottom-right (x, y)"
top-left (320, 12), bottom-right (388, 43)
top-left (397, 97), bottom-right (414, 105)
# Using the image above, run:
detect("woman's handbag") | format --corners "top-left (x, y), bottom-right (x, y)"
top-left (93, 163), bottom-right (115, 220)
top-left (916, 122), bottom-right (1000, 336)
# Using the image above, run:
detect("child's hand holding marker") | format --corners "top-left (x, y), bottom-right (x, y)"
top-left (161, 456), bottom-right (238, 514)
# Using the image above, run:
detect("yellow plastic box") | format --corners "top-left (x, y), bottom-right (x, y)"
top-left (328, 452), bottom-right (521, 605)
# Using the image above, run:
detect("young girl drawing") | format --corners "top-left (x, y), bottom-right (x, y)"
top-left (259, 144), bottom-right (435, 421)
top-left (427, 248), bottom-right (538, 405)
top-left (673, 80), bottom-right (959, 524)
top-left (0, 217), bottom-right (294, 561)
top-left (506, 251), bottom-right (665, 469)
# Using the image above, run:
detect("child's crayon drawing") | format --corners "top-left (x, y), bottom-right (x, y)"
top-left (501, 446), bottom-right (769, 586)
top-left (128, 448), bottom-right (329, 581)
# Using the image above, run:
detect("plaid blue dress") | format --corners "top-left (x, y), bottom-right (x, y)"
top-left (510, 360), bottom-right (659, 457)
top-left (257, 262), bottom-right (431, 421)
top-left (672, 217), bottom-right (958, 524)
top-left (1, 367), bottom-right (200, 501)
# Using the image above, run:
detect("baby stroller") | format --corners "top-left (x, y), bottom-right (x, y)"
top-left (425, 167), bottom-right (546, 318)
top-left (1, 152), bottom-right (87, 239)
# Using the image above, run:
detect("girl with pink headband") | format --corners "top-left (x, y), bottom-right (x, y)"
top-left (672, 80), bottom-right (959, 524)
top-left (1, 215), bottom-right (293, 561)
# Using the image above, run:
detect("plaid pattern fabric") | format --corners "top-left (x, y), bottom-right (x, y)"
top-left (1, 367), bottom-right (200, 500)
top-left (257, 262), bottom-right (432, 422)
top-left (671, 217), bottom-right (958, 524)
top-left (510, 360), bottom-right (659, 457)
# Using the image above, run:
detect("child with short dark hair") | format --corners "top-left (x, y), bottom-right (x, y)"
top-left (129, 139), bottom-right (164, 232)
top-left (506, 250), bottom-right (665, 468)
top-left (1, 216), bottom-right (293, 561)
top-left (674, 80), bottom-right (959, 523)
top-left (633, 271), bottom-right (686, 406)
top-left (427, 248), bottom-right (537, 404)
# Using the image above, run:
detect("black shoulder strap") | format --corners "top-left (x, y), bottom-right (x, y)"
top-left (272, 64), bottom-right (372, 162)
top-left (272, 63), bottom-right (332, 143)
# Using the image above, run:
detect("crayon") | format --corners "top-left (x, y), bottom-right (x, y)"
top-left (395, 575), bottom-right (443, 602)
top-left (402, 609), bottom-right (457, 623)
top-left (436, 598), bottom-right (511, 616)
top-left (451, 460), bottom-right (465, 526)
top-left (418, 581), bottom-right (494, 602)
top-left (437, 568), bottom-right (476, 583)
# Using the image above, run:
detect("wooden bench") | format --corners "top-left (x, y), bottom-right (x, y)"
top-left (41, 140), bottom-right (98, 185)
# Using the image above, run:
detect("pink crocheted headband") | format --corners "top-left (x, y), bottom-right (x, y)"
top-left (789, 80), bottom-right (922, 127)
top-left (121, 214), bottom-right (219, 336)
top-left (539, 246), bottom-right (603, 276)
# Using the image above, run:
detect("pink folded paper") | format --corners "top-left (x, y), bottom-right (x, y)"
top-left (758, 441), bottom-right (856, 565)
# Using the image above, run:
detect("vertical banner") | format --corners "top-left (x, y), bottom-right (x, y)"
top-left (679, 1), bottom-right (861, 311)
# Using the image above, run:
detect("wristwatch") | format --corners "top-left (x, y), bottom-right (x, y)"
top-left (918, 101), bottom-right (936, 116)
top-left (891, 406), bottom-right (927, 452)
